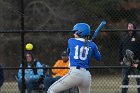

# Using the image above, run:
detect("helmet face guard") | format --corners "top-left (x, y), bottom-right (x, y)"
top-left (72, 23), bottom-right (90, 38)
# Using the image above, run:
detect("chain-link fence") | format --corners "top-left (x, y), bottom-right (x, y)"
top-left (0, 30), bottom-right (140, 93)
top-left (0, 0), bottom-right (140, 93)
top-left (1, 67), bottom-right (140, 93)
top-left (0, 30), bottom-right (131, 67)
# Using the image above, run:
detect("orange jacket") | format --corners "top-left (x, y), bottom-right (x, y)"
top-left (52, 60), bottom-right (69, 78)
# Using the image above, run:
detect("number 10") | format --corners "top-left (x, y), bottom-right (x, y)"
top-left (74, 45), bottom-right (89, 60)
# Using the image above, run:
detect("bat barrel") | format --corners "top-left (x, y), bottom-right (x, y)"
top-left (91, 20), bottom-right (106, 40)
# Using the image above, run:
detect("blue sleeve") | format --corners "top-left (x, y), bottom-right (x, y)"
top-left (92, 44), bottom-right (101, 61)
top-left (36, 61), bottom-right (43, 76)
top-left (18, 64), bottom-right (22, 79)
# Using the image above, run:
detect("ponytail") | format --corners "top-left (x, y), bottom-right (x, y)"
top-left (82, 35), bottom-right (90, 52)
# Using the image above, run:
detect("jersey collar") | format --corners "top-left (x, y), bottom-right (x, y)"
top-left (75, 38), bottom-right (90, 42)
top-left (75, 38), bottom-right (85, 42)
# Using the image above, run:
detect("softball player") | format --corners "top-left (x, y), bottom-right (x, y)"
top-left (48, 23), bottom-right (101, 93)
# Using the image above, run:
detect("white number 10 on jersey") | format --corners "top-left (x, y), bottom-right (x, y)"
top-left (74, 45), bottom-right (89, 60)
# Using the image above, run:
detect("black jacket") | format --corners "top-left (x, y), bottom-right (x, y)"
top-left (0, 64), bottom-right (4, 87)
top-left (119, 32), bottom-right (140, 62)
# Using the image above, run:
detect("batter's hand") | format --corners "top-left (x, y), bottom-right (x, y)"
top-left (131, 63), bottom-right (138, 68)
top-left (120, 61), bottom-right (123, 65)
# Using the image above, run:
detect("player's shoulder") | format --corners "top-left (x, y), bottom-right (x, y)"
top-left (89, 41), bottom-right (98, 48)
top-left (69, 38), bottom-right (86, 42)
top-left (68, 38), bottom-right (75, 41)
top-left (68, 38), bottom-right (76, 42)
top-left (89, 41), bottom-right (96, 45)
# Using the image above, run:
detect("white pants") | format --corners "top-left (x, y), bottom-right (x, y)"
top-left (47, 67), bottom-right (91, 93)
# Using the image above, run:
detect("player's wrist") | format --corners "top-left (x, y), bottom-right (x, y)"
top-left (120, 61), bottom-right (124, 65)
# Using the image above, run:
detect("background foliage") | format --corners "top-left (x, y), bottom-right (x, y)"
top-left (0, 0), bottom-right (140, 80)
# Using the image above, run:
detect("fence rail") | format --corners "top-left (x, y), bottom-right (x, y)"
top-left (1, 66), bottom-right (129, 70)
top-left (0, 29), bottom-right (140, 33)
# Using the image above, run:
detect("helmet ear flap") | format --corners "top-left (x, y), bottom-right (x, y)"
top-left (76, 31), bottom-right (82, 36)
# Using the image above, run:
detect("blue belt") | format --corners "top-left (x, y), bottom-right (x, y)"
top-left (76, 66), bottom-right (89, 71)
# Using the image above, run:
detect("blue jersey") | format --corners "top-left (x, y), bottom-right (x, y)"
top-left (68, 38), bottom-right (101, 68)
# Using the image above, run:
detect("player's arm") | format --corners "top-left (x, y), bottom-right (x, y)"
top-left (92, 43), bottom-right (101, 62)
top-left (18, 64), bottom-right (22, 79)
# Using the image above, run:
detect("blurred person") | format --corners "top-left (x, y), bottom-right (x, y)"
top-left (44, 50), bottom-right (69, 91)
top-left (119, 22), bottom-right (140, 93)
top-left (0, 64), bottom-right (4, 88)
top-left (17, 52), bottom-right (43, 93)
top-left (52, 50), bottom-right (69, 78)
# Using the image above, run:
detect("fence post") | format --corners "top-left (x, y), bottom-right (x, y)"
top-left (21, 0), bottom-right (25, 93)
